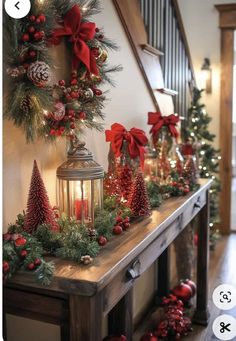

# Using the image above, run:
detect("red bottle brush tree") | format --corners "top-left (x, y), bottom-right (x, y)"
top-left (24, 160), bottom-right (59, 233)
top-left (117, 163), bottom-right (133, 201)
top-left (129, 170), bottom-right (151, 217)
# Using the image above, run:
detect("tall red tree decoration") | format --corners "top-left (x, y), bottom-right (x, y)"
top-left (129, 170), bottom-right (151, 217)
top-left (117, 164), bottom-right (133, 202)
top-left (24, 160), bottom-right (59, 233)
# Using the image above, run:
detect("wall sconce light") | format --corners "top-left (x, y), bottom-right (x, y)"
top-left (201, 58), bottom-right (212, 94)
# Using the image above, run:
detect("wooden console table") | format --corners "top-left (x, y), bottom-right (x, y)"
top-left (3, 179), bottom-right (212, 341)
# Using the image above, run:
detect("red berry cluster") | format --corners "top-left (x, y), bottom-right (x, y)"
top-left (113, 215), bottom-right (130, 235)
top-left (3, 232), bottom-right (42, 275)
top-left (20, 13), bottom-right (46, 69)
top-left (170, 177), bottom-right (190, 196)
top-left (22, 14), bottom-right (46, 43)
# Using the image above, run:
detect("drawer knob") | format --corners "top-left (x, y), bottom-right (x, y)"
top-left (194, 203), bottom-right (201, 209)
top-left (126, 260), bottom-right (141, 280)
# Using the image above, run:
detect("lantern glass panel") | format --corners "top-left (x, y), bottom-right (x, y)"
top-left (57, 178), bottom-right (103, 225)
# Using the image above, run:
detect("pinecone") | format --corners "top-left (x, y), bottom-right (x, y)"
top-left (20, 95), bottom-right (33, 113)
top-left (88, 228), bottom-right (96, 241)
top-left (27, 61), bottom-right (51, 86)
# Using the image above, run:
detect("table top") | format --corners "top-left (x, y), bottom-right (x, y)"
top-left (6, 179), bottom-right (212, 296)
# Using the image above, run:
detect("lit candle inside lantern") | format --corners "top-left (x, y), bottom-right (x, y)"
top-left (74, 182), bottom-right (89, 221)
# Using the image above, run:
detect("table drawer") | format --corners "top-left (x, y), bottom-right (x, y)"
top-left (182, 190), bottom-right (206, 227)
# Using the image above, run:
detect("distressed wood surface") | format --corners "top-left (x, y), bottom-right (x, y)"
top-left (6, 179), bottom-right (211, 297)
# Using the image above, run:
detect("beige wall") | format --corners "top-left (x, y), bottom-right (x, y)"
top-left (4, 1), bottom-right (175, 340)
top-left (178, 0), bottom-right (236, 148)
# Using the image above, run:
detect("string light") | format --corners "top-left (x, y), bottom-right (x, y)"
top-left (190, 132), bottom-right (195, 137)
top-left (203, 166), bottom-right (207, 170)
top-left (199, 165), bottom-right (203, 169)
top-left (212, 176), bottom-right (215, 180)
top-left (211, 158), bottom-right (215, 162)
top-left (218, 156), bottom-right (221, 160)
top-left (206, 172), bottom-right (209, 176)
top-left (200, 150), bottom-right (205, 155)
top-left (201, 141), bottom-right (206, 145)
top-left (209, 223), bottom-right (213, 227)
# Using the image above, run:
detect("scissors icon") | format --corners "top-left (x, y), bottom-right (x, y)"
top-left (220, 322), bottom-right (231, 333)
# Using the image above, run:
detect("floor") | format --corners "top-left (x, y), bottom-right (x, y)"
top-left (231, 178), bottom-right (236, 231)
top-left (184, 234), bottom-right (236, 341)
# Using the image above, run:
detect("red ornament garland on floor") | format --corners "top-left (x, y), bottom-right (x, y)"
top-left (128, 170), bottom-right (151, 217)
top-left (24, 160), bottom-right (59, 233)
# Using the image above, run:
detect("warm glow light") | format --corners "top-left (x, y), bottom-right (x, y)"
top-left (200, 151), bottom-right (205, 155)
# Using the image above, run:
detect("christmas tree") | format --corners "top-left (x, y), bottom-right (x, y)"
top-left (183, 87), bottom-right (221, 249)
top-left (129, 170), bottom-right (151, 217)
top-left (24, 160), bottom-right (59, 233)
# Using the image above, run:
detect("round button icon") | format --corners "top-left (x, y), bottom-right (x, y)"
top-left (5, 0), bottom-right (31, 19)
top-left (213, 315), bottom-right (236, 340)
top-left (213, 284), bottom-right (236, 310)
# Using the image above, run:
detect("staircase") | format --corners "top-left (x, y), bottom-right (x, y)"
top-left (113, 0), bottom-right (196, 121)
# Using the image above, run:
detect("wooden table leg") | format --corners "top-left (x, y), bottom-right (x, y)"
top-left (156, 247), bottom-right (170, 298)
top-left (108, 288), bottom-right (133, 340)
top-left (193, 190), bottom-right (210, 325)
top-left (69, 293), bottom-right (103, 341)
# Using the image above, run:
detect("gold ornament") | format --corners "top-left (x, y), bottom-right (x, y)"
top-left (97, 49), bottom-right (108, 64)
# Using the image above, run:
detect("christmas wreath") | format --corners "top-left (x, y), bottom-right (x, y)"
top-left (4, 0), bottom-right (121, 142)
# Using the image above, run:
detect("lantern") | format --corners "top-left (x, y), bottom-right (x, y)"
top-left (56, 140), bottom-right (104, 226)
top-left (144, 147), bottom-right (158, 182)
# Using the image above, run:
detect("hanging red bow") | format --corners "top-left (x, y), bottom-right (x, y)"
top-left (105, 123), bottom-right (148, 169)
top-left (148, 112), bottom-right (179, 142)
top-left (50, 5), bottom-right (98, 74)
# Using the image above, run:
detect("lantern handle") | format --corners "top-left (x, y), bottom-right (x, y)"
top-left (68, 136), bottom-right (86, 156)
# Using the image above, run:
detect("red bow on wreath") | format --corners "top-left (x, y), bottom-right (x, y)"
top-left (105, 123), bottom-right (148, 169)
top-left (50, 5), bottom-right (98, 74)
top-left (148, 112), bottom-right (179, 143)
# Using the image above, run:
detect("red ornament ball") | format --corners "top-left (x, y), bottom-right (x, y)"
top-left (34, 259), bottom-right (41, 266)
top-left (20, 250), bottom-right (28, 258)
top-left (22, 33), bottom-right (30, 42)
top-left (28, 263), bottom-right (35, 271)
top-left (38, 14), bottom-right (46, 23)
top-left (184, 279), bottom-right (196, 297)
top-left (79, 112), bottom-right (86, 120)
top-left (122, 222), bottom-right (130, 230)
top-left (70, 123), bottom-right (75, 129)
top-left (58, 79), bottom-right (65, 86)
top-left (28, 26), bottom-right (36, 33)
top-left (71, 78), bottom-right (78, 85)
top-left (140, 333), bottom-right (159, 341)
top-left (29, 50), bottom-right (37, 58)
top-left (3, 261), bottom-right (10, 273)
top-left (98, 236), bottom-right (107, 246)
top-left (29, 15), bottom-right (36, 22)
top-left (34, 31), bottom-right (42, 41)
top-left (36, 18), bottom-right (41, 24)
top-left (95, 27), bottom-right (100, 33)
top-left (93, 88), bottom-right (103, 96)
top-left (15, 237), bottom-right (27, 247)
top-left (3, 233), bottom-right (11, 241)
top-left (115, 215), bottom-right (123, 224)
top-left (113, 225), bottom-right (123, 235)
top-left (172, 282), bottom-right (192, 302)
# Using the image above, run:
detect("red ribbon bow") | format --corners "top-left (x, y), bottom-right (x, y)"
top-left (148, 112), bottom-right (179, 142)
top-left (105, 123), bottom-right (148, 169)
top-left (50, 5), bottom-right (98, 74)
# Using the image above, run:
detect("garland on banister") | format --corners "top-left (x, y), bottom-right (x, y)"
top-left (4, 0), bottom-right (121, 142)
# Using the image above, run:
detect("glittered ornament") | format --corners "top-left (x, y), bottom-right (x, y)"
top-left (27, 61), bottom-right (51, 87)
top-left (20, 95), bottom-right (33, 113)
top-left (51, 102), bottom-right (65, 121)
